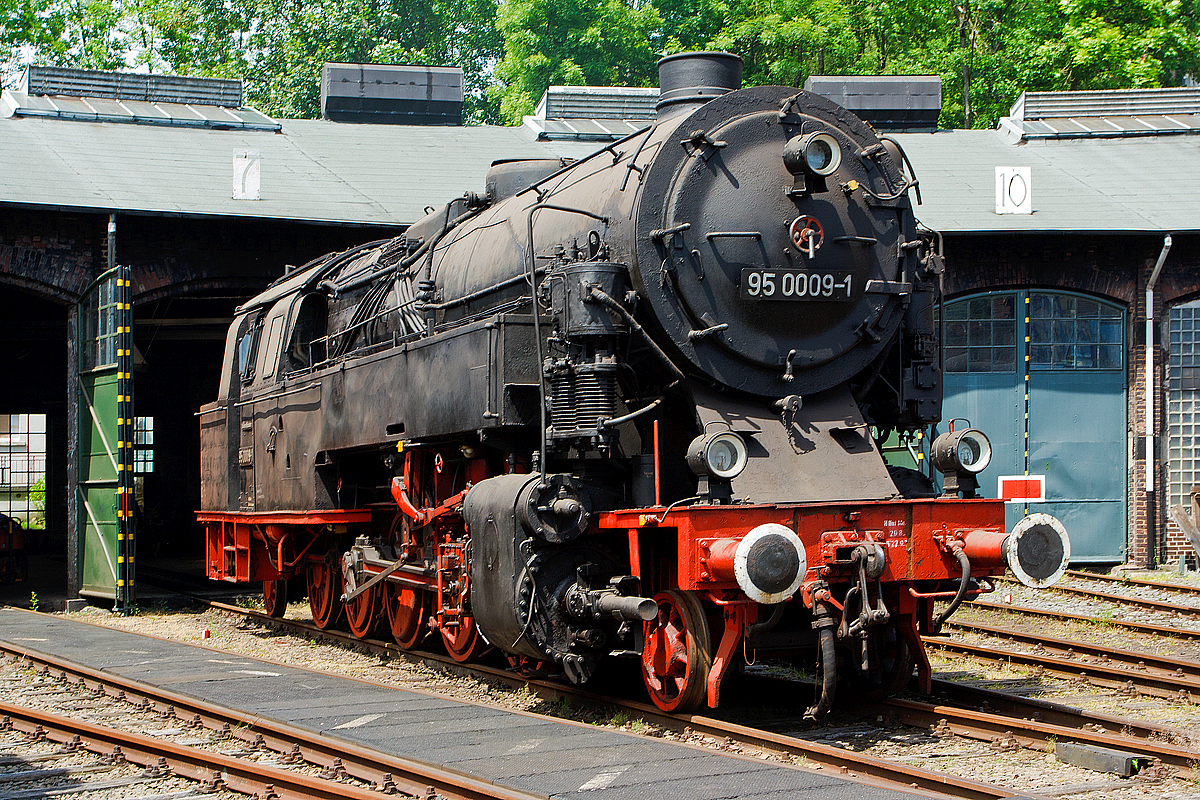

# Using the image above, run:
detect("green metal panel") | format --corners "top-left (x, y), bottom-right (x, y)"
top-left (944, 290), bottom-right (1126, 563)
top-left (76, 266), bottom-right (135, 608)
top-left (78, 369), bottom-right (118, 598)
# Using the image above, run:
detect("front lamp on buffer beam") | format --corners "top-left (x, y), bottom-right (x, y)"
top-left (687, 431), bottom-right (748, 503)
top-left (930, 427), bottom-right (992, 498)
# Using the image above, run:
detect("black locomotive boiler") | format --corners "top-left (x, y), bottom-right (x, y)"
top-left (200, 52), bottom-right (1069, 716)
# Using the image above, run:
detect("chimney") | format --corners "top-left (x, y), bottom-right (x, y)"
top-left (656, 52), bottom-right (743, 121)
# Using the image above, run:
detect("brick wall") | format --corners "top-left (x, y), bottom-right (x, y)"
top-left (0, 210), bottom-right (102, 301)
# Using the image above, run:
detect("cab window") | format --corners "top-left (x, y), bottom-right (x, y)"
top-left (236, 314), bottom-right (263, 384)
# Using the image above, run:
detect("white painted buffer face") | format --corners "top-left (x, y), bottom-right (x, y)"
top-left (733, 523), bottom-right (807, 604)
top-left (1005, 512), bottom-right (1070, 588)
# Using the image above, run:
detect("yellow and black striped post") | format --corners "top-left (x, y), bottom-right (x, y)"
top-left (115, 264), bottom-right (135, 614)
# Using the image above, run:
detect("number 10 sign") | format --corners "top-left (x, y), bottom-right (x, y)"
top-left (996, 166), bottom-right (1032, 215)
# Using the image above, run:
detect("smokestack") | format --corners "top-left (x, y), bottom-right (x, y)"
top-left (656, 52), bottom-right (743, 120)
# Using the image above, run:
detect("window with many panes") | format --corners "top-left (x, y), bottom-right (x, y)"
top-left (1170, 302), bottom-right (1200, 508)
top-left (943, 293), bottom-right (1017, 373)
top-left (133, 417), bottom-right (154, 474)
top-left (0, 414), bottom-right (47, 528)
top-left (1029, 294), bottom-right (1122, 370)
top-left (80, 276), bottom-right (120, 371)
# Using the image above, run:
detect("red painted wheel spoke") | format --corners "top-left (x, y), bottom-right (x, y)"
top-left (345, 584), bottom-right (380, 639)
top-left (386, 585), bottom-right (430, 649)
top-left (440, 615), bottom-right (489, 662)
top-left (307, 559), bottom-right (343, 630)
top-left (641, 591), bottom-right (711, 713)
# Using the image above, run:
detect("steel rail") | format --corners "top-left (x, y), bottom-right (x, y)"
top-left (863, 696), bottom-right (1197, 776)
top-left (924, 678), bottom-right (1185, 744)
top-left (964, 598), bottom-right (1200, 640)
top-left (946, 618), bottom-right (1200, 682)
top-left (0, 641), bottom-right (548, 800)
top-left (1064, 569), bottom-right (1200, 597)
top-left (925, 637), bottom-right (1198, 700)
top-left (0, 698), bottom-right (396, 800)
top-left (993, 575), bottom-right (1200, 616)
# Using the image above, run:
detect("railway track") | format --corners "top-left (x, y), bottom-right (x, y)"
top-left (964, 598), bottom-right (1200, 640)
top-left (995, 574), bottom-right (1200, 618)
top-left (0, 648), bottom-right (547, 800)
top-left (922, 679), bottom-right (1182, 743)
top-left (943, 619), bottom-right (1200, 695)
top-left (1065, 570), bottom-right (1200, 598)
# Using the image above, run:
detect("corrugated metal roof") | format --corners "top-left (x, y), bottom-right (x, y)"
top-left (999, 87), bottom-right (1200, 142)
top-left (0, 110), bottom-right (601, 225)
top-left (523, 116), bottom-right (648, 140)
top-left (1013, 87), bottom-right (1200, 120)
top-left (889, 129), bottom-right (1200, 233)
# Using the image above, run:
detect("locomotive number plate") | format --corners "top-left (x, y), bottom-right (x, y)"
top-left (740, 269), bottom-right (853, 301)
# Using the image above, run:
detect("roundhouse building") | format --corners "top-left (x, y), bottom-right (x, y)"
top-left (0, 64), bottom-right (1196, 605)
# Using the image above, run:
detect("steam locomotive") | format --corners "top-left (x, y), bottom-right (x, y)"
top-left (199, 52), bottom-right (1069, 717)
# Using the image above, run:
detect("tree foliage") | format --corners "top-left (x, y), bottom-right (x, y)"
top-left (2, 0), bottom-right (1197, 128)
top-left (491, 0), bottom-right (662, 122)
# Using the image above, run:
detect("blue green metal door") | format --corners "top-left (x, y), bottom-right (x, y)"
top-left (943, 291), bottom-right (1126, 562)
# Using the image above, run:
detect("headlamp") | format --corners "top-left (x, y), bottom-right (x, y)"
top-left (801, 133), bottom-right (841, 175)
top-left (687, 431), bottom-right (748, 480)
top-left (931, 428), bottom-right (991, 475)
top-left (783, 132), bottom-right (843, 179)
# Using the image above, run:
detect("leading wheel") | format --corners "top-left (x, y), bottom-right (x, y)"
top-left (440, 614), bottom-right (489, 663)
top-left (385, 584), bottom-right (432, 649)
top-left (262, 579), bottom-right (288, 618)
top-left (307, 554), bottom-right (343, 630)
top-left (642, 590), bottom-right (712, 713)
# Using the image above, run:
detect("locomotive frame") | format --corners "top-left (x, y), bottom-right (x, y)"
top-left (199, 51), bottom-right (1069, 717)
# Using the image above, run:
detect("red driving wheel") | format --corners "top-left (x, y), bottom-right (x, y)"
top-left (506, 654), bottom-right (553, 678)
top-left (386, 584), bottom-right (432, 649)
top-left (345, 581), bottom-right (382, 639)
top-left (440, 614), bottom-right (490, 663)
top-left (262, 579), bottom-right (288, 618)
top-left (307, 553), bottom-right (343, 630)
